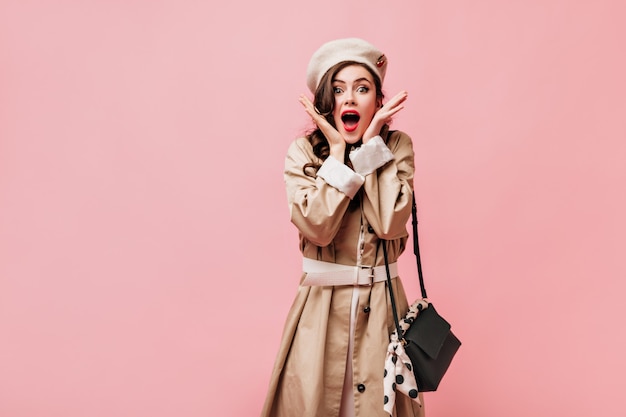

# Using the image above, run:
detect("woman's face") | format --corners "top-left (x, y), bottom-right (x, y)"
top-left (331, 64), bottom-right (379, 144)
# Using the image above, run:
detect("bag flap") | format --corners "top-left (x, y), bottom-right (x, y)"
top-left (404, 304), bottom-right (452, 359)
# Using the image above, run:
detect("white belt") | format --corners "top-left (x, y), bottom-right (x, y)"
top-left (301, 258), bottom-right (398, 286)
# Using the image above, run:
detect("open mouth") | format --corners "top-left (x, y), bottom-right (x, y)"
top-left (341, 110), bottom-right (360, 132)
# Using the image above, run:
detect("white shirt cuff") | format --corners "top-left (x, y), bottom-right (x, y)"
top-left (349, 135), bottom-right (395, 176)
top-left (317, 156), bottom-right (365, 199)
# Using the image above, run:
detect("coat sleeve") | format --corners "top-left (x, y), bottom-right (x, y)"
top-left (284, 138), bottom-right (364, 247)
top-left (359, 131), bottom-right (415, 240)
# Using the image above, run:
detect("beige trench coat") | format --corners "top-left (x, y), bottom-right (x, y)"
top-left (261, 130), bottom-right (425, 417)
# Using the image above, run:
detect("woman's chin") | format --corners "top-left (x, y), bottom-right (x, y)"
top-left (342, 130), bottom-right (363, 145)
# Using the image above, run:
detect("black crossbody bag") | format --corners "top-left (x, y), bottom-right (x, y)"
top-left (382, 194), bottom-right (461, 392)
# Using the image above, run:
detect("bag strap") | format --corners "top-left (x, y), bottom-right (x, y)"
top-left (383, 194), bottom-right (427, 342)
top-left (382, 240), bottom-right (405, 342)
top-left (411, 194), bottom-right (428, 299)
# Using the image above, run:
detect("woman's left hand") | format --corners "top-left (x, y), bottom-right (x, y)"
top-left (363, 90), bottom-right (408, 143)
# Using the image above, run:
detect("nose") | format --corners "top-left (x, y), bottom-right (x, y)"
top-left (344, 90), bottom-right (355, 105)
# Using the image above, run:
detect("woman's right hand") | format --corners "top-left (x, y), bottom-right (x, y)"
top-left (299, 94), bottom-right (346, 161)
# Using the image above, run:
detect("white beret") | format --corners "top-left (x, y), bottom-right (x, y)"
top-left (306, 38), bottom-right (387, 94)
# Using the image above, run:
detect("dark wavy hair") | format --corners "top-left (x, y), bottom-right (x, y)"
top-left (303, 61), bottom-right (385, 177)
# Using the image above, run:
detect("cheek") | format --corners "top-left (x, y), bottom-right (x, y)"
top-left (332, 110), bottom-right (341, 126)
top-left (363, 98), bottom-right (377, 116)
top-left (331, 100), bottom-right (340, 118)
top-left (362, 107), bottom-right (377, 125)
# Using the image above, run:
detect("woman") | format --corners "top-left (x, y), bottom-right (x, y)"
top-left (261, 38), bottom-right (424, 417)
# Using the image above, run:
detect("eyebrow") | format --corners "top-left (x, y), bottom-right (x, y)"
top-left (332, 77), bottom-right (373, 85)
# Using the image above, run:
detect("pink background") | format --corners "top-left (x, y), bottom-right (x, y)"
top-left (1, 1), bottom-right (625, 416)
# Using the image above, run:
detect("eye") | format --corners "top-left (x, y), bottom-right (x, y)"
top-left (333, 86), bottom-right (343, 94)
top-left (356, 86), bottom-right (370, 93)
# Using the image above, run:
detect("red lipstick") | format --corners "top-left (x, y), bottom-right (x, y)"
top-left (341, 110), bottom-right (360, 132)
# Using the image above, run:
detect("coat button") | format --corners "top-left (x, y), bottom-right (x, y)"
top-left (363, 306), bottom-right (371, 313)
top-left (357, 384), bottom-right (366, 393)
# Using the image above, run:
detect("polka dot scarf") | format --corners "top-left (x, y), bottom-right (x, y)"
top-left (383, 298), bottom-right (429, 415)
